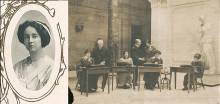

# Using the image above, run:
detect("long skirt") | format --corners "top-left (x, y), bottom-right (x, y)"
top-left (79, 71), bottom-right (99, 90)
top-left (143, 72), bottom-right (160, 89)
top-left (117, 72), bottom-right (131, 87)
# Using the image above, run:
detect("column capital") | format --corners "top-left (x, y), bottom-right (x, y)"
top-left (148, 0), bottom-right (168, 8)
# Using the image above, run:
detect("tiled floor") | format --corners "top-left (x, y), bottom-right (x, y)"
top-left (69, 72), bottom-right (220, 104)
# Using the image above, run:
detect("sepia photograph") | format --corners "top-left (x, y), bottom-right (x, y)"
top-left (68, 0), bottom-right (220, 104)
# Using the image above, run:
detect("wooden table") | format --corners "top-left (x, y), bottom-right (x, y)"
top-left (111, 66), bottom-right (136, 90)
top-left (136, 66), bottom-right (163, 91)
top-left (169, 66), bottom-right (196, 93)
top-left (82, 65), bottom-right (112, 97)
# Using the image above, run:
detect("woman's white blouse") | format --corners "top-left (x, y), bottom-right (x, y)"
top-left (14, 55), bottom-right (54, 91)
top-left (119, 57), bottom-right (133, 65)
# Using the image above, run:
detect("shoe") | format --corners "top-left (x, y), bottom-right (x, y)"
top-left (88, 88), bottom-right (97, 93)
top-left (123, 84), bottom-right (131, 89)
top-left (149, 88), bottom-right (155, 91)
top-left (182, 87), bottom-right (188, 90)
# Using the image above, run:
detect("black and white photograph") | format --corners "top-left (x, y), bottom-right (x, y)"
top-left (12, 11), bottom-right (55, 91)
top-left (68, 0), bottom-right (220, 104)
top-left (1, 1), bottom-right (68, 104)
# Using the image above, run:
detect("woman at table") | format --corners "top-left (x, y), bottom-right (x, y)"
top-left (78, 49), bottom-right (93, 92)
top-left (117, 51), bottom-right (133, 89)
top-left (144, 50), bottom-right (163, 90)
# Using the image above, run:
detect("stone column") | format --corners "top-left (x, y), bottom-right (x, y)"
top-left (108, 0), bottom-right (121, 65)
top-left (150, 0), bottom-right (172, 68)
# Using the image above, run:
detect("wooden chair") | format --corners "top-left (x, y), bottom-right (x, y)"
top-left (74, 64), bottom-right (82, 90)
top-left (195, 66), bottom-right (205, 90)
top-left (160, 72), bottom-right (170, 89)
top-left (193, 64), bottom-right (205, 90)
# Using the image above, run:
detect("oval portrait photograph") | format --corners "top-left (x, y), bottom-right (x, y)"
top-left (12, 16), bottom-right (54, 91)
top-left (3, 4), bottom-right (62, 101)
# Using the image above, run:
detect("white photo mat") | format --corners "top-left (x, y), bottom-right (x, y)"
top-left (0, 1), bottom-right (68, 104)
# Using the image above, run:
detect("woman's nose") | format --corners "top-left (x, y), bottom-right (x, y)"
top-left (29, 37), bottom-right (34, 43)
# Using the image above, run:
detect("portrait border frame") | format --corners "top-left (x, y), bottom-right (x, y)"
top-left (0, 1), bottom-right (67, 104)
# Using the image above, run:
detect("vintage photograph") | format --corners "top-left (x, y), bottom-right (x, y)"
top-left (68, 0), bottom-right (220, 104)
top-left (12, 11), bottom-right (55, 91)
top-left (0, 1), bottom-right (68, 104)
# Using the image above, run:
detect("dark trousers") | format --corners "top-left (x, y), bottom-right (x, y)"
top-left (88, 75), bottom-right (99, 89)
top-left (183, 74), bottom-right (194, 88)
top-left (80, 73), bottom-right (107, 90)
top-left (143, 72), bottom-right (160, 89)
top-left (133, 69), bottom-right (138, 85)
top-left (79, 71), bottom-right (99, 90)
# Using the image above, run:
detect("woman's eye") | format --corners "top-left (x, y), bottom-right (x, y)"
top-left (32, 34), bottom-right (39, 38)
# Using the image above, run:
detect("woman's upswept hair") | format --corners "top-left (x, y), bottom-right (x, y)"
top-left (17, 20), bottom-right (51, 48)
top-left (94, 38), bottom-right (103, 48)
top-left (84, 48), bottom-right (92, 54)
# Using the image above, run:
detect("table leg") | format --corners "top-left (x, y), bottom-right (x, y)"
top-left (108, 73), bottom-right (110, 94)
top-left (80, 72), bottom-right (82, 95)
top-left (112, 69), bottom-right (114, 91)
top-left (169, 71), bottom-right (172, 90)
top-left (133, 70), bottom-right (135, 90)
top-left (86, 70), bottom-right (88, 97)
top-left (192, 72), bottom-right (196, 92)
top-left (138, 69), bottom-right (140, 91)
top-left (187, 71), bottom-right (190, 93)
top-left (174, 72), bottom-right (176, 89)
top-left (159, 73), bottom-right (161, 92)
top-left (162, 78), bottom-right (164, 89)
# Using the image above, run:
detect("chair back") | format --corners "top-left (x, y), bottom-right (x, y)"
top-left (197, 62), bottom-right (205, 78)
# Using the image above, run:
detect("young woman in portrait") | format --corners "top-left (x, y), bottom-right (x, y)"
top-left (14, 20), bottom-right (54, 91)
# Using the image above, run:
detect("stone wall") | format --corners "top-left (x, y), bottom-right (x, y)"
top-left (69, 0), bottom-right (108, 69)
top-left (69, 0), bottom-right (150, 69)
top-left (151, 0), bottom-right (220, 74)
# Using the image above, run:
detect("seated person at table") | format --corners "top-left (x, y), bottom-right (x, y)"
top-left (144, 50), bottom-right (163, 90)
top-left (78, 49), bottom-right (93, 92)
top-left (145, 42), bottom-right (157, 63)
top-left (117, 51), bottom-right (133, 89)
top-left (182, 53), bottom-right (204, 90)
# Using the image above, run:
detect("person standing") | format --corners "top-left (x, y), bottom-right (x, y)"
top-left (90, 38), bottom-right (111, 91)
top-left (131, 39), bottom-right (146, 85)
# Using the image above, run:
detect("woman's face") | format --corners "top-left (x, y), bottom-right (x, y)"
top-left (23, 26), bottom-right (42, 52)
top-left (124, 52), bottom-right (129, 58)
top-left (86, 52), bottom-right (91, 58)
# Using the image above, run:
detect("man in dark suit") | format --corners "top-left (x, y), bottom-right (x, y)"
top-left (90, 38), bottom-right (111, 91)
top-left (131, 39), bottom-right (146, 85)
